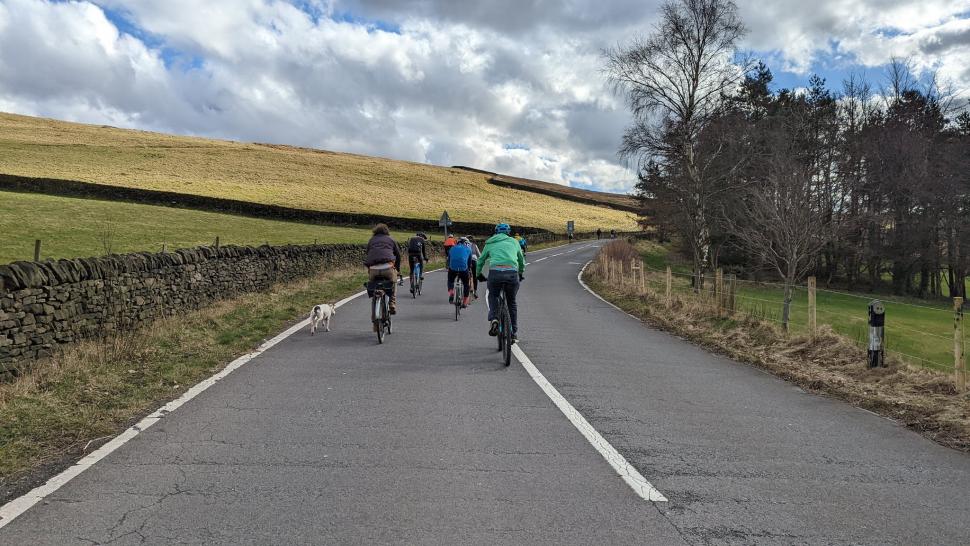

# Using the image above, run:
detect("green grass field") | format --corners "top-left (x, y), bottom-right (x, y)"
top-left (0, 112), bottom-right (637, 232)
top-left (0, 191), bottom-right (415, 263)
top-left (638, 242), bottom-right (965, 372)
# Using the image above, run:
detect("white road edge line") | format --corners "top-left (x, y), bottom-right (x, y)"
top-left (576, 260), bottom-right (642, 321)
top-left (0, 287), bottom-right (374, 529)
top-left (512, 344), bottom-right (667, 502)
top-left (0, 249), bottom-right (579, 527)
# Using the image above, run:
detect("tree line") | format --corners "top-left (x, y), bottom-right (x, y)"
top-left (606, 0), bottom-right (969, 319)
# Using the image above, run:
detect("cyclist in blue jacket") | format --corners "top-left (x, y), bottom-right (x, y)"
top-left (447, 237), bottom-right (474, 308)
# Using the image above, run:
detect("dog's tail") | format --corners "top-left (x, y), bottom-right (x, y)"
top-left (310, 305), bottom-right (321, 319)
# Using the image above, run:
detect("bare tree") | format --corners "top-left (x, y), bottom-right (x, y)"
top-left (723, 111), bottom-right (840, 329)
top-left (97, 215), bottom-right (117, 256)
top-left (606, 0), bottom-right (750, 281)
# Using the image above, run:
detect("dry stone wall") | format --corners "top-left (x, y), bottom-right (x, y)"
top-left (0, 243), bottom-right (440, 377)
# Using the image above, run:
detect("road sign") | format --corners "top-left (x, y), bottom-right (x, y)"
top-left (439, 211), bottom-right (453, 238)
top-left (566, 220), bottom-right (575, 234)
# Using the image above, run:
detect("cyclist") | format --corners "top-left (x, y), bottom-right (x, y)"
top-left (447, 237), bottom-right (473, 308)
top-left (476, 223), bottom-right (525, 342)
top-left (364, 223), bottom-right (401, 315)
top-left (443, 234), bottom-right (457, 259)
top-left (466, 235), bottom-right (481, 298)
top-left (518, 233), bottom-right (528, 254)
top-left (406, 232), bottom-right (429, 289)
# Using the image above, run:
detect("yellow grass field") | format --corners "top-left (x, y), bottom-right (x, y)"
top-left (0, 113), bottom-right (637, 232)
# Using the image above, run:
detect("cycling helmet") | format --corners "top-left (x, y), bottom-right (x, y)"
top-left (416, 232), bottom-right (427, 239)
top-left (458, 236), bottom-right (470, 244)
top-left (495, 223), bottom-right (511, 234)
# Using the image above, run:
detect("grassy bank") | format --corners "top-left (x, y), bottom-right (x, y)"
top-left (0, 112), bottom-right (637, 232)
top-left (0, 267), bottom-right (375, 502)
top-left (585, 241), bottom-right (970, 451)
top-left (637, 240), bottom-right (964, 373)
top-left (0, 191), bottom-right (420, 263)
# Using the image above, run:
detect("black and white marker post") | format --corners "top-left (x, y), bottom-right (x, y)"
top-left (868, 300), bottom-right (886, 368)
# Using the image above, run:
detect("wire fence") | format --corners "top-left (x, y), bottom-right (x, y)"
top-left (590, 248), bottom-right (968, 388)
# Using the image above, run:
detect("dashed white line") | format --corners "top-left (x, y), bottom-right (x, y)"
top-left (512, 345), bottom-right (667, 502)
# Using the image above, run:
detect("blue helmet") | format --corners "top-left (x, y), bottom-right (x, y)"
top-left (495, 223), bottom-right (511, 234)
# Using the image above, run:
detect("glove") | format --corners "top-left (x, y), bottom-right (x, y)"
top-left (477, 274), bottom-right (487, 283)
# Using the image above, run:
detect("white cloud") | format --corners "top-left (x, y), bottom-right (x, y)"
top-left (0, 0), bottom-right (966, 195)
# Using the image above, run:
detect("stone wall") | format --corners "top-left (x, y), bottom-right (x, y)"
top-left (0, 231), bottom-right (637, 377)
top-left (0, 242), bottom-right (438, 377)
top-left (0, 175), bottom-right (551, 236)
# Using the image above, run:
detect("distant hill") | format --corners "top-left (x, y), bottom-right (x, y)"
top-left (0, 113), bottom-right (637, 233)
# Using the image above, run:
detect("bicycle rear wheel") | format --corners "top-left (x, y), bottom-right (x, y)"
top-left (454, 279), bottom-right (463, 320)
top-left (385, 294), bottom-right (393, 335)
top-left (375, 295), bottom-right (385, 344)
top-left (501, 303), bottom-right (512, 366)
top-left (410, 270), bottom-right (417, 298)
top-left (496, 293), bottom-right (505, 352)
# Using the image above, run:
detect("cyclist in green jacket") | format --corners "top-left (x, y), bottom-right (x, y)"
top-left (475, 223), bottom-right (526, 341)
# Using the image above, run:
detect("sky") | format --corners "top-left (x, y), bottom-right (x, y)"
top-left (0, 0), bottom-right (967, 193)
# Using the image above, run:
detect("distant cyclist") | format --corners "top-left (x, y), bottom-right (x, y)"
top-left (517, 233), bottom-right (528, 254)
top-left (476, 223), bottom-right (525, 342)
top-left (466, 235), bottom-right (481, 298)
top-left (406, 232), bottom-right (429, 284)
top-left (364, 224), bottom-right (401, 315)
top-left (447, 237), bottom-right (473, 308)
top-left (443, 234), bottom-right (457, 259)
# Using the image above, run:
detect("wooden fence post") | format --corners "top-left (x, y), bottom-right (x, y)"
top-left (665, 266), bottom-right (672, 308)
top-left (161, 243), bottom-right (167, 253)
top-left (215, 236), bottom-right (220, 249)
top-left (808, 276), bottom-right (817, 341)
top-left (714, 267), bottom-right (724, 318)
top-left (34, 239), bottom-right (41, 261)
top-left (701, 273), bottom-right (708, 306)
top-left (728, 274), bottom-right (736, 313)
top-left (956, 297), bottom-right (965, 392)
top-left (640, 260), bottom-right (646, 292)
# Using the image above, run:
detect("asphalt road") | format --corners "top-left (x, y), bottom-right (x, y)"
top-left (1, 241), bottom-right (968, 545)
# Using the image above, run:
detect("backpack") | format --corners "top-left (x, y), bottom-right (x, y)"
top-left (407, 237), bottom-right (424, 254)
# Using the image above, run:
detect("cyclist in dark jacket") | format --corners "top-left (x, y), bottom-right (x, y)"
top-left (364, 224), bottom-right (401, 314)
top-left (406, 232), bottom-right (429, 281)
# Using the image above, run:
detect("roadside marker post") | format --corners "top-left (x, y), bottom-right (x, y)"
top-left (956, 297), bottom-right (965, 392)
top-left (868, 300), bottom-right (886, 368)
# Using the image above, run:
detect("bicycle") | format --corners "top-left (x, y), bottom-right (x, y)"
top-left (494, 288), bottom-right (513, 367)
top-left (453, 276), bottom-right (464, 321)
top-left (368, 279), bottom-right (394, 344)
top-left (410, 262), bottom-right (423, 298)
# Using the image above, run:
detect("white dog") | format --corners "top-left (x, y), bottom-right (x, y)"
top-left (309, 304), bottom-right (336, 335)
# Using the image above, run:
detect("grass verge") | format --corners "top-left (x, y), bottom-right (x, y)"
top-left (636, 240), bottom-right (964, 372)
top-left (585, 242), bottom-right (970, 452)
top-left (0, 190), bottom-right (414, 264)
top-left (0, 267), bottom-right (379, 504)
